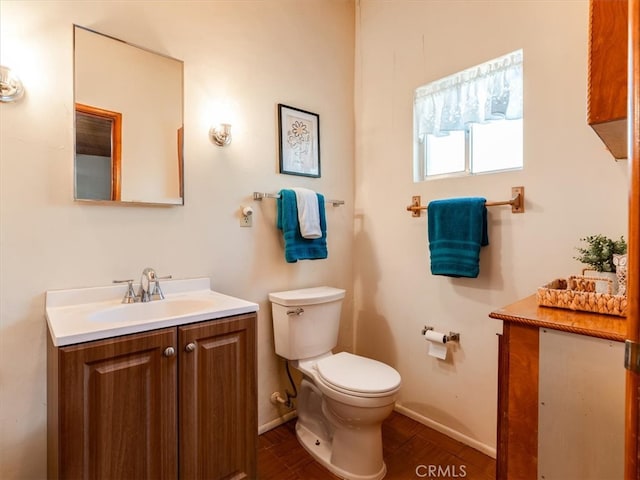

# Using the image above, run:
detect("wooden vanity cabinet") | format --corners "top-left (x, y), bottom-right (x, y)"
top-left (47, 313), bottom-right (257, 480)
top-left (47, 327), bottom-right (178, 479)
top-left (179, 314), bottom-right (257, 479)
top-left (588, 0), bottom-right (628, 159)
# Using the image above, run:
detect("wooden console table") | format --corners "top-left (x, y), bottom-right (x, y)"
top-left (489, 295), bottom-right (626, 479)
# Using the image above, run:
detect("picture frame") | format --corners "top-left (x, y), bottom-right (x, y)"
top-left (278, 104), bottom-right (321, 178)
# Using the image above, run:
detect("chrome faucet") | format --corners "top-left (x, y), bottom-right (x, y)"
top-left (114, 268), bottom-right (171, 303)
top-left (138, 267), bottom-right (157, 302)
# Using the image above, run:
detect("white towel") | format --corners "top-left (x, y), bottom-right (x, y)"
top-left (292, 187), bottom-right (322, 239)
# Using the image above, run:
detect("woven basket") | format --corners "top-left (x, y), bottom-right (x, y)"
top-left (537, 276), bottom-right (627, 317)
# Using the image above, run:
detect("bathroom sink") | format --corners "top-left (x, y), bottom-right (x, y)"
top-left (89, 297), bottom-right (217, 323)
top-left (45, 277), bottom-right (259, 346)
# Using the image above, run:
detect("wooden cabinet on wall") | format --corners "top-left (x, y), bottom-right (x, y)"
top-left (588, 0), bottom-right (628, 159)
top-left (47, 313), bottom-right (257, 480)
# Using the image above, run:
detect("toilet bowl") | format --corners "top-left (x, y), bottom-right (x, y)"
top-left (269, 287), bottom-right (402, 480)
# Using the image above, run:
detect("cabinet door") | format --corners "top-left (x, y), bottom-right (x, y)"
top-left (179, 313), bottom-right (257, 480)
top-left (588, 0), bottom-right (628, 158)
top-left (56, 328), bottom-right (177, 480)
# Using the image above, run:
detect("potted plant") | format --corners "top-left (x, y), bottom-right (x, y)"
top-left (574, 234), bottom-right (627, 293)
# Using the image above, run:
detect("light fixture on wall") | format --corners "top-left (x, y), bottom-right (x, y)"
top-left (209, 123), bottom-right (232, 146)
top-left (0, 65), bottom-right (24, 103)
top-left (208, 97), bottom-right (236, 147)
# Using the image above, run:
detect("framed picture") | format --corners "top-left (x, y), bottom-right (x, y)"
top-left (278, 104), bottom-right (320, 178)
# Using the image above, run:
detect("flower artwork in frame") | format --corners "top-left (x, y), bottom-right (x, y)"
top-left (278, 104), bottom-right (320, 178)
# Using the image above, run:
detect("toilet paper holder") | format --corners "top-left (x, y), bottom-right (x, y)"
top-left (421, 326), bottom-right (460, 343)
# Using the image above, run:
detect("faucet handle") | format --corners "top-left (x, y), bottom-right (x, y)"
top-left (113, 279), bottom-right (137, 303)
top-left (151, 274), bottom-right (172, 301)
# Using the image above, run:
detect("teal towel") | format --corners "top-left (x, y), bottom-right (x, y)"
top-left (277, 189), bottom-right (328, 263)
top-left (427, 197), bottom-right (488, 278)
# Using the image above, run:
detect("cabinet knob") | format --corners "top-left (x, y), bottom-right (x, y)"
top-left (185, 342), bottom-right (196, 353)
top-left (163, 347), bottom-right (176, 357)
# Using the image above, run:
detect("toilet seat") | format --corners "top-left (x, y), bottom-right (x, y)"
top-left (315, 352), bottom-right (401, 397)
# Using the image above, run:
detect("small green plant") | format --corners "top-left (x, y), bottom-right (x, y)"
top-left (574, 234), bottom-right (627, 272)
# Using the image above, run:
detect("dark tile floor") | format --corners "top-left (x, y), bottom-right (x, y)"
top-left (258, 411), bottom-right (496, 479)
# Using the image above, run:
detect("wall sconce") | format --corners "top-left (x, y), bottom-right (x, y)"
top-left (210, 123), bottom-right (232, 147)
top-left (0, 66), bottom-right (24, 103)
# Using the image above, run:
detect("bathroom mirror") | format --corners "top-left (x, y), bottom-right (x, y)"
top-left (74, 25), bottom-right (184, 205)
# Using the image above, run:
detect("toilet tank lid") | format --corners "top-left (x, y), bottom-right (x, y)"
top-left (268, 286), bottom-right (345, 306)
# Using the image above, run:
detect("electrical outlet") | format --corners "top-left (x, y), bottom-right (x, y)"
top-left (240, 215), bottom-right (252, 227)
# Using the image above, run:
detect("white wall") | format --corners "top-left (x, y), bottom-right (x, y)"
top-left (0, 1), bottom-right (354, 478)
top-left (354, 0), bottom-right (628, 455)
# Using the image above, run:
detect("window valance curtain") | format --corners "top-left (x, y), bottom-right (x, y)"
top-left (415, 49), bottom-right (523, 137)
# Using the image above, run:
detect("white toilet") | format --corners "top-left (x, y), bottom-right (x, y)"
top-left (269, 286), bottom-right (401, 480)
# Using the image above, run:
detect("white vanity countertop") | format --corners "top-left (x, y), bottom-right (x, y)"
top-left (46, 277), bottom-right (259, 347)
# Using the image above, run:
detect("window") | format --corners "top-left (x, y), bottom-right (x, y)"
top-left (414, 49), bottom-right (523, 180)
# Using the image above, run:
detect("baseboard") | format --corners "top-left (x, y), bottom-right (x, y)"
top-left (394, 404), bottom-right (497, 459)
top-left (258, 410), bottom-right (298, 435)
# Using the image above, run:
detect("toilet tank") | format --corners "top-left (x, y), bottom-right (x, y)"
top-left (269, 286), bottom-right (346, 360)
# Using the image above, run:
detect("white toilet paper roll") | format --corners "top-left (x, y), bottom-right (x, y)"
top-left (424, 330), bottom-right (448, 360)
top-left (424, 330), bottom-right (447, 344)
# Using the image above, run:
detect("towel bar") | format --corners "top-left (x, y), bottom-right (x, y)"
top-left (406, 186), bottom-right (525, 217)
top-left (253, 191), bottom-right (344, 206)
